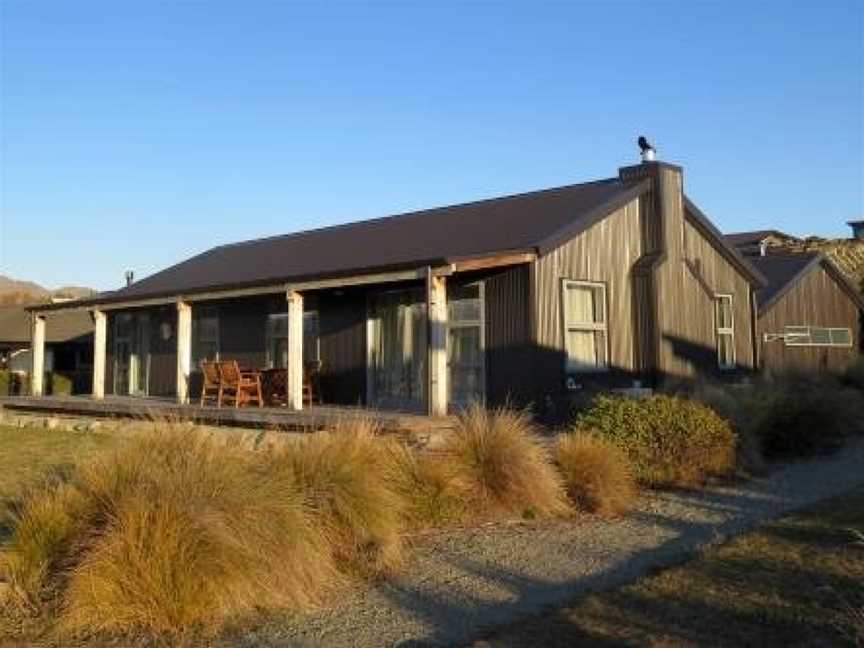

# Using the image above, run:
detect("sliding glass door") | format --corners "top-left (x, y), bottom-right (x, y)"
top-left (113, 312), bottom-right (150, 397)
top-left (368, 288), bottom-right (426, 411)
top-left (448, 283), bottom-right (485, 408)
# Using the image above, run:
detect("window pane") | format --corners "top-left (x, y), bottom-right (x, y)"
top-left (566, 330), bottom-right (600, 369)
top-left (830, 329), bottom-right (851, 345)
top-left (718, 333), bottom-right (734, 367)
top-left (566, 285), bottom-right (603, 325)
top-left (449, 327), bottom-right (481, 367)
top-left (716, 296), bottom-right (732, 329)
top-left (810, 328), bottom-right (831, 345)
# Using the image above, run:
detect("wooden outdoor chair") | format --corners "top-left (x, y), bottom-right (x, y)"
top-left (303, 360), bottom-right (322, 406)
top-left (217, 360), bottom-right (263, 408)
top-left (199, 361), bottom-right (222, 406)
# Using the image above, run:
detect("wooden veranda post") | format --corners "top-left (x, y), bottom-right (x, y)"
top-left (30, 314), bottom-right (46, 397)
top-left (426, 269), bottom-right (448, 416)
top-left (286, 290), bottom-right (304, 410)
top-left (92, 309), bottom-right (107, 399)
top-left (176, 301), bottom-right (192, 404)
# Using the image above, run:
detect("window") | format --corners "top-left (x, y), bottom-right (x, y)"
top-left (562, 280), bottom-right (608, 372)
top-left (448, 283), bottom-right (485, 407)
top-left (265, 310), bottom-right (320, 369)
top-left (265, 313), bottom-right (288, 369)
top-left (784, 326), bottom-right (852, 347)
top-left (715, 294), bottom-right (735, 370)
top-left (193, 308), bottom-right (219, 365)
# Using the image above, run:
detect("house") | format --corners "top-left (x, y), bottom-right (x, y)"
top-left (724, 229), bottom-right (799, 257)
top-left (0, 306), bottom-right (94, 394)
top-left (28, 152), bottom-right (766, 419)
top-left (849, 220), bottom-right (864, 241)
top-left (744, 252), bottom-right (864, 373)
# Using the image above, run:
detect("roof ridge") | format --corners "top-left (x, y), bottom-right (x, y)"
top-left (213, 177), bottom-right (620, 252)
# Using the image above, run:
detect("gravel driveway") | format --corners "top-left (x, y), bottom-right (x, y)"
top-left (229, 439), bottom-right (864, 648)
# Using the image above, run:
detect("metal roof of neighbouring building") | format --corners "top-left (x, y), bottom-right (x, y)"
top-left (724, 229), bottom-right (796, 248)
top-left (0, 306), bottom-right (93, 345)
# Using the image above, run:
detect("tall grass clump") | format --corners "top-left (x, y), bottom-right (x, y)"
top-left (277, 418), bottom-right (406, 579)
top-left (382, 441), bottom-right (465, 529)
top-left (556, 431), bottom-right (637, 517)
top-left (1, 426), bottom-right (341, 637)
top-left (574, 394), bottom-right (737, 488)
top-left (441, 405), bottom-right (570, 519)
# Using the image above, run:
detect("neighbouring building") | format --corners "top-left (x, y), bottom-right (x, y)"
top-left (28, 152), bottom-right (768, 419)
top-left (726, 235), bottom-right (864, 373)
top-left (0, 306), bottom-right (94, 394)
top-left (849, 220), bottom-right (864, 241)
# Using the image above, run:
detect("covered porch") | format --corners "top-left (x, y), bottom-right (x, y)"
top-left (27, 259), bottom-right (527, 419)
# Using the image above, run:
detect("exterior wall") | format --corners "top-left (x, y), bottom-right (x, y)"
top-left (483, 264), bottom-right (532, 407)
top-left (655, 213), bottom-right (757, 379)
top-left (758, 263), bottom-right (861, 373)
top-left (317, 290), bottom-right (367, 405)
top-left (531, 197), bottom-right (644, 413)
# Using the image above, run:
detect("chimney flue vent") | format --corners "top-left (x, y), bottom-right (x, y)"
top-left (637, 135), bottom-right (657, 162)
top-left (125, 270), bottom-right (135, 287)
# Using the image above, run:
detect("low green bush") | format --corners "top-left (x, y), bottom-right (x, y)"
top-left (745, 376), bottom-right (864, 458)
top-left (574, 394), bottom-right (737, 488)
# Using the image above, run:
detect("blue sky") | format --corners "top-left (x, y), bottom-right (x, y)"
top-left (1, 1), bottom-right (862, 291)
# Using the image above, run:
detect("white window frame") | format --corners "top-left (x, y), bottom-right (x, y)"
top-left (561, 279), bottom-right (610, 373)
top-left (714, 293), bottom-right (735, 370)
top-left (783, 326), bottom-right (853, 348)
top-left (446, 281), bottom-right (486, 407)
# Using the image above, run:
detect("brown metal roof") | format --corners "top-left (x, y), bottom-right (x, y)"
top-left (0, 306), bottom-right (93, 345)
top-left (725, 229), bottom-right (795, 248)
top-left (75, 177), bottom-right (645, 304)
top-left (748, 252), bottom-right (864, 314)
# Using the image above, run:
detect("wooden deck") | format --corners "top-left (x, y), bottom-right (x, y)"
top-left (0, 395), bottom-right (455, 434)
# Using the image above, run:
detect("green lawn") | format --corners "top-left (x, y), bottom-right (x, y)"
top-left (475, 487), bottom-right (864, 647)
top-left (0, 424), bottom-right (119, 505)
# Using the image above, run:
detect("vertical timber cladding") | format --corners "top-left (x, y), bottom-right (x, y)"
top-left (758, 262), bottom-right (861, 373)
top-left (317, 289), bottom-right (367, 405)
top-left (483, 264), bottom-right (533, 407)
top-left (651, 166), bottom-right (755, 379)
top-left (531, 197), bottom-right (644, 404)
top-left (147, 305), bottom-right (179, 397)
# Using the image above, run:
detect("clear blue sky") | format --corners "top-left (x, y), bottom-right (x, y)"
top-left (1, 1), bottom-right (862, 291)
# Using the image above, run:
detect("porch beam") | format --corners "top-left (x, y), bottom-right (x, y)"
top-left (452, 252), bottom-right (536, 273)
top-left (176, 301), bottom-right (192, 404)
top-left (426, 269), bottom-right (448, 417)
top-left (30, 314), bottom-right (46, 397)
top-left (92, 310), bottom-right (107, 399)
top-left (286, 291), bottom-right (304, 410)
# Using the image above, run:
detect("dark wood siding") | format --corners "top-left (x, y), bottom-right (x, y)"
top-left (758, 262), bottom-right (861, 373)
top-left (317, 290), bottom-right (367, 405)
top-left (215, 297), bottom-right (269, 369)
top-left (484, 265), bottom-right (533, 407)
top-left (147, 306), bottom-right (177, 397)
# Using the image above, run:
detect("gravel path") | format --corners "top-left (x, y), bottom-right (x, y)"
top-left (234, 440), bottom-right (864, 648)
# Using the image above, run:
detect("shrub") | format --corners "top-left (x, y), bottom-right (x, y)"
top-left (278, 418), bottom-right (406, 579)
top-left (442, 405), bottom-right (570, 518)
top-left (556, 431), bottom-right (636, 517)
top-left (842, 356), bottom-right (864, 392)
top-left (2, 426), bottom-right (341, 637)
top-left (382, 441), bottom-right (465, 528)
top-left (744, 376), bottom-right (864, 458)
top-left (574, 395), bottom-right (737, 488)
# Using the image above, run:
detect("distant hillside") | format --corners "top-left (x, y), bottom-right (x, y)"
top-left (0, 275), bottom-right (97, 306)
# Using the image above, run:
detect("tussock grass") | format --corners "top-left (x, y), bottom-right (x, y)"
top-left (442, 405), bottom-right (570, 518)
top-left (2, 426), bottom-right (341, 637)
top-left (278, 418), bottom-right (406, 578)
top-left (556, 431), bottom-right (636, 517)
top-left (382, 441), bottom-right (464, 528)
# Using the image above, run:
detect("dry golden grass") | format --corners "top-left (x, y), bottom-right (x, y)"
top-left (556, 432), bottom-right (636, 517)
top-left (277, 417), bottom-right (407, 579)
top-left (382, 441), bottom-right (465, 529)
top-left (2, 425), bottom-right (342, 638)
top-left (443, 405), bottom-right (570, 519)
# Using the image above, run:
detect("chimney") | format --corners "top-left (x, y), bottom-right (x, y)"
top-left (125, 270), bottom-right (134, 287)
top-left (759, 241), bottom-right (768, 257)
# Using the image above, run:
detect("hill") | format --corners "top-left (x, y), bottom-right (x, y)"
top-left (0, 275), bottom-right (97, 306)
